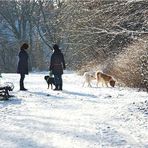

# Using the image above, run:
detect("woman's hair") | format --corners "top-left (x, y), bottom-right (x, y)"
top-left (21, 43), bottom-right (29, 50)
top-left (53, 44), bottom-right (60, 52)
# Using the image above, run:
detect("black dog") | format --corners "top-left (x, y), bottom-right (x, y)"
top-left (44, 76), bottom-right (55, 89)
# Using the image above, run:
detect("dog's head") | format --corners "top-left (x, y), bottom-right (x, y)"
top-left (44, 76), bottom-right (49, 81)
top-left (110, 80), bottom-right (116, 87)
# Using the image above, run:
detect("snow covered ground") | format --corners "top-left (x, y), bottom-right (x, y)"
top-left (0, 71), bottom-right (148, 148)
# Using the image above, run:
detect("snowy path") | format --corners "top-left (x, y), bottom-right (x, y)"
top-left (0, 72), bottom-right (148, 148)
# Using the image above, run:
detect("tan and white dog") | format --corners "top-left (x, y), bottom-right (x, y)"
top-left (82, 72), bottom-right (96, 87)
top-left (96, 71), bottom-right (116, 87)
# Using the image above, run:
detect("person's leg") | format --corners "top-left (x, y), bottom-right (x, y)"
top-left (54, 74), bottom-right (62, 90)
top-left (20, 73), bottom-right (26, 90)
top-left (58, 74), bottom-right (63, 90)
top-left (54, 74), bottom-right (59, 90)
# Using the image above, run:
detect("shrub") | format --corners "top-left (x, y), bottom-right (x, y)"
top-left (105, 39), bottom-right (147, 91)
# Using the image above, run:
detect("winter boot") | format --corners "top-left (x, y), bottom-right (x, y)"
top-left (20, 81), bottom-right (27, 91)
top-left (20, 81), bottom-right (24, 90)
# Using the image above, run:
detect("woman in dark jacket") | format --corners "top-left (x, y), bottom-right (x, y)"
top-left (49, 44), bottom-right (66, 90)
top-left (17, 43), bottom-right (29, 91)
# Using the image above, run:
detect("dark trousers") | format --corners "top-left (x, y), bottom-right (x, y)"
top-left (54, 74), bottom-right (62, 90)
top-left (20, 73), bottom-right (25, 89)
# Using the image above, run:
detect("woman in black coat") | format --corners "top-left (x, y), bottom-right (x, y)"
top-left (17, 43), bottom-right (29, 91)
top-left (49, 44), bottom-right (66, 90)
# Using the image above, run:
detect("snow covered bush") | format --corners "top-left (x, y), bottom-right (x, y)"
top-left (105, 39), bottom-right (147, 90)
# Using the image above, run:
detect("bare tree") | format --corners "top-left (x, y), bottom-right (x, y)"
top-left (56, 0), bottom-right (148, 70)
top-left (0, 0), bottom-right (43, 71)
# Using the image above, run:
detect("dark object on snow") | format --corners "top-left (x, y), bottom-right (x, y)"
top-left (44, 76), bottom-right (55, 89)
top-left (49, 44), bottom-right (66, 91)
top-left (17, 43), bottom-right (29, 90)
top-left (0, 82), bottom-right (14, 100)
top-left (17, 43), bottom-right (29, 75)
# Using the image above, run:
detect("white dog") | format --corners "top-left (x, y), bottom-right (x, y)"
top-left (82, 72), bottom-right (96, 87)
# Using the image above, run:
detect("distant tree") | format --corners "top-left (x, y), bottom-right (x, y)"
top-left (0, 38), bottom-right (17, 72)
top-left (0, 0), bottom-right (43, 71)
top-left (34, 0), bottom-right (67, 50)
top-left (56, 0), bottom-right (148, 70)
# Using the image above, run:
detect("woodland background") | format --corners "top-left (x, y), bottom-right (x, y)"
top-left (0, 0), bottom-right (147, 91)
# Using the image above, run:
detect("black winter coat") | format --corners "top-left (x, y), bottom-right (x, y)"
top-left (17, 49), bottom-right (29, 74)
top-left (49, 50), bottom-right (66, 75)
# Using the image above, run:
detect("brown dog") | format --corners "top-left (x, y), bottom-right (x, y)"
top-left (96, 71), bottom-right (116, 87)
